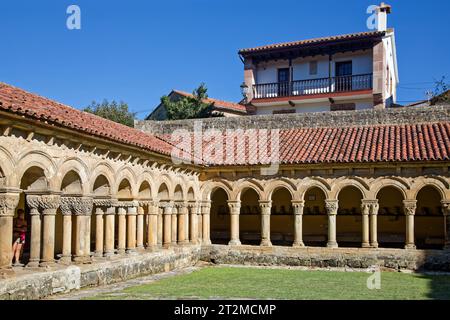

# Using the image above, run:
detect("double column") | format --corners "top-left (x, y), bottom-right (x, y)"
top-left (228, 201), bottom-right (241, 246)
top-left (188, 202), bottom-right (199, 244)
top-left (259, 200), bottom-right (272, 247)
top-left (177, 201), bottom-right (189, 245)
top-left (72, 197), bottom-right (94, 263)
top-left (404, 200), bottom-right (417, 250)
top-left (146, 201), bottom-right (159, 250)
top-left (0, 190), bottom-right (20, 269)
top-left (161, 202), bottom-right (173, 248)
top-left (92, 198), bottom-right (118, 258)
top-left (26, 193), bottom-right (61, 267)
top-left (292, 200), bottom-right (305, 247)
top-left (361, 199), bottom-right (379, 248)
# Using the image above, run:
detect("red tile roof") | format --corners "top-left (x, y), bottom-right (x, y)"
top-left (239, 31), bottom-right (386, 55)
top-left (166, 123), bottom-right (450, 166)
top-left (172, 90), bottom-right (247, 114)
top-left (0, 82), bottom-right (191, 160)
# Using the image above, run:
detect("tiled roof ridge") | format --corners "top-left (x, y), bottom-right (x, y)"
top-left (239, 30), bottom-right (386, 54)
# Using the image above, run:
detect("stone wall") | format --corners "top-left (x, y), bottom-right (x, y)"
top-left (0, 246), bottom-right (201, 300)
top-left (136, 105), bottom-right (450, 135)
top-left (202, 245), bottom-right (450, 272)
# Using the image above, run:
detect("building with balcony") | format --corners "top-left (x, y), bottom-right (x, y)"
top-left (240, 3), bottom-right (398, 115)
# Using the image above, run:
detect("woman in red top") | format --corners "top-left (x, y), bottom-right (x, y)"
top-left (12, 209), bottom-right (27, 266)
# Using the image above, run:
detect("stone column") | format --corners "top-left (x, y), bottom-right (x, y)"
top-left (189, 202), bottom-right (198, 244)
top-left (197, 207), bottom-right (203, 243)
top-left (157, 207), bottom-right (163, 247)
top-left (177, 202), bottom-right (187, 245)
top-left (0, 191), bottom-right (20, 269)
top-left (104, 206), bottom-right (116, 257)
top-left (126, 203), bottom-right (137, 254)
top-left (171, 205), bottom-right (178, 245)
top-left (228, 201), bottom-right (241, 246)
top-left (26, 195), bottom-right (41, 268)
top-left (94, 207), bottom-right (104, 257)
top-left (325, 200), bottom-right (338, 248)
top-left (441, 201), bottom-right (450, 250)
top-left (39, 194), bottom-right (60, 267)
top-left (163, 203), bottom-right (172, 248)
top-left (185, 208), bottom-right (190, 243)
top-left (146, 202), bottom-right (158, 250)
top-left (117, 207), bottom-right (127, 254)
top-left (370, 201), bottom-right (379, 248)
top-left (292, 200), bottom-right (305, 247)
top-left (136, 205), bottom-right (145, 250)
top-left (259, 200), bottom-right (272, 246)
top-left (404, 200), bottom-right (417, 250)
top-left (59, 198), bottom-right (73, 264)
top-left (361, 201), bottom-right (371, 248)
top-left (202, 201), bottom-right (212, 245)
top-left (73, 197), bottom-right (93, 263)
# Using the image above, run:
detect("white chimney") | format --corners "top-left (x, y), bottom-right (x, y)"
top-left (376, 2), bottom-right (392, 32)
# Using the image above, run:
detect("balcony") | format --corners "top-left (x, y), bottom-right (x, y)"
top-left (252, 74), bottom-right (373, 100)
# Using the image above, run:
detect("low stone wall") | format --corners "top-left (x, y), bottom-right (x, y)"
top-left (136, 105), bottom-right (450, 135)
top-left (0, 246), bottom-right (201, 300)
top-left (203, 245), bottom-right (450, 271)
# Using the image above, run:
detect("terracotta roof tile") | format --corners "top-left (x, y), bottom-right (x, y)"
top-left (0, 82), bottom-right (194, 161)
top-left (239, 31), bottom-right (386, 55)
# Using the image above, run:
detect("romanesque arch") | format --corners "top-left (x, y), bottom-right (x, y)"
top-left (0, 146), bottom-right (15, 188)
top-left (92, 174), bottom-right (111, 197)
top-left (117, 178), bottom-right (133, 200)
top-left (210, 186), bottom-right (230, 244)
top-left (376, 185), bottom-right (406, 248)
top-left (239, 186), bottom-right (261, 245)
top-left (302, 186), bottom-right (327, 247)
top-left (90, 162), bottom-right (115, 196)
top-left (270, 186), bottom-right (294, 246)
top-left (336, 186), bottom-right (364, 247)
top-left (415, 185), bottom-right (445, 249)
top-left (114, 167), bottom-right (137, 198)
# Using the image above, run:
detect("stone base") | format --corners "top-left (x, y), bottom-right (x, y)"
top-left (362, 243), bottom-right (371, 248)
top-left (292, 241), bottom-right (305, 248)
top-left (228, 239), bottom-right (241, 246)
top-left (405, 244), bottom-right (416, 250)
top-left (371, 242), bottom-right (379, 249)
top-left (203, 240), bottom-right (212, 245)
top-left (326, 241), bottom-right (338, 248)
top-left (260, 240), bottom-right (272, 247)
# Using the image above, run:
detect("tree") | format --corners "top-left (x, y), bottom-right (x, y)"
top-left (427, 76), bottom-right (449, 105)
top-left (161, 83), bottom-right (223, 120)
top-left (84, 99), bottom-right (136, 127)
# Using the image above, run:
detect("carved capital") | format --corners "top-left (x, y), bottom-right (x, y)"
top-left (403, 200), bottom-right (417, 216)
top-left (441, 201), bottom-right (450, 216)
top-left (201, 200), bottom-right (212, 210)
top-left (0, 192), bottom-right (20, 216)
top-left (325, 200), bottom-right (338, 216)
top-left (227, 201), bottom-right (241, 214)
top-left (72, 197), bottom-right (94, 216)
top-left (291, 200), bottom-right (305, 215)
top-left (95, 208), bottom-right (104, 216)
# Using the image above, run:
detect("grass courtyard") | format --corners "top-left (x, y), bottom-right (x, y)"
top-left (86, 266), bottom-right (450, 300)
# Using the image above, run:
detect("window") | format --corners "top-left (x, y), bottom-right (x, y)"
top-left (309, 61), bottom-right (318, 75)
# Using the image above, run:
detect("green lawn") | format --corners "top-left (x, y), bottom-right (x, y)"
top-left (88, 267), bottom-right (450, 300)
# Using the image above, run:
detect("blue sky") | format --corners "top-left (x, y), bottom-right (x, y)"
top-left (1, 0), bottom-right (449, 119)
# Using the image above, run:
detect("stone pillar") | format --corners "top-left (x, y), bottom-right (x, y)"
top-left (441, 201), bottom-right (450, 250)
top-left (104, 206), bottom-right (116, 257)
top-left (146, 202), bottom-right (158, 250)
top-left (163, 203), bottom-right (172, 248)
top-left (0, 191), bottom-right (20, 269)
top-left (404, 200), bottom-right (416, 250)
top-left (126, 204), bottom-right (137, 254)
top-left (259, 200), bottom-right (272, 247)
top-left (59, 198), bottom-right (73, 264)
top-left (73, 197), bottom-right (94, 263)
top-left (228, 201), bottom-right (241, 246)
top-left (136, 205), bottom-right (144, 250)
top-left (185, 207), bottom-right (190, 242)
top-left (325, 200), bottom-right (338, 248)
top-left (26, 195), bottom-right (41, 268)
top-left (361, 201), bottom-right (371, 248)
top-left (292, 200), bottom-right (305, 247)
top-left (189, 202), bottom-right (198, 244)
top-left (39, 194), bottom-right (60, 267)
top-left (177, 202), bottom-right (187, 244)
top-left (117, 207), bottom-right (127, 254)
top-left (370, 201), bottom-right (379, 248)
top-left (171, 205), bottom-right (178, 245)
top-left (197, 208), bottom-right (203, 243)
top-left (201, 201), bottom-right (212, 245)
top-left (94, 208), bottom-right (104, 257)
top-left (157, 207), bottom-right (163, 247)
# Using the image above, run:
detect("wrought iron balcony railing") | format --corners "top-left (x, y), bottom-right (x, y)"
top-left (252, 73), bottom-right (373, 99)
